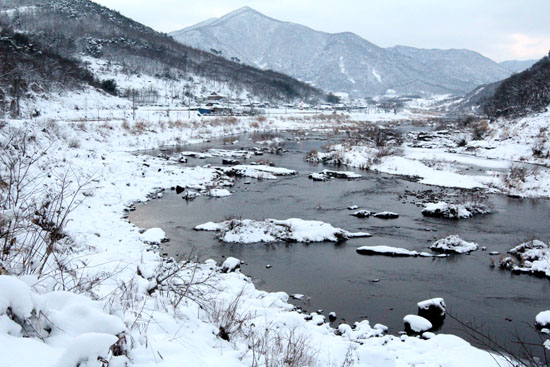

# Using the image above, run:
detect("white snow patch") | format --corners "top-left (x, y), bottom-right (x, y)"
top-left (372, 69), bottom-right (382, 83)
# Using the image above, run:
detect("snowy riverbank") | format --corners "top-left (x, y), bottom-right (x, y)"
top-left (0, 114), bottom-right (525, 366)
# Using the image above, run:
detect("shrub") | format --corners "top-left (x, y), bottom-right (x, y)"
top-left (245, 325), bottom-right (318, 367)
top-left (101, 79), bottom-right (118, 95)
top-left (0, 130), bottom-right (88, 277)
top-left (472, 120), bottom-right (489, 140)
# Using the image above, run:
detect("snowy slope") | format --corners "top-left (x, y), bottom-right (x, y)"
top-left (171, 7), bottom-right (512, 97)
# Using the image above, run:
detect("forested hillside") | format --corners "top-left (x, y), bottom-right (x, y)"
top-left (0, 0), bottom-right (321, 116)
top-left (484, 54), bottom-right (550, 118)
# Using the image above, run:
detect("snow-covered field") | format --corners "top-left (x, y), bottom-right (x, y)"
top-left (0, 95), bottom-right (541, 366)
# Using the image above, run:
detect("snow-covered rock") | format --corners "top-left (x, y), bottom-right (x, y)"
top-left (218, 164), bottom-right (296, 180)
top-left (422, 201), bottom-right (491, 219)
top-left (404, 315), bottom-right (433, 334)
top-left (222, 158), bottom-right (240, 165)
top-left (418, 298), bottom-right (446, 314)
top-left (418, 298), bottom-right (446, 326)
top-left (430, 235), bottom-right (479, 254)
top-left (221, 257), bottom-right (241, 273)
top-left (179, 151), bottom-right (213, 159)
top-left (140, 228), bottom-right (167, 244)
top-left (357, 246), bottom-right (429, 257)
top-left (208, 149), bottom-right (251, 159)
top-left (536, 311), bottom-right (550, 329)
top-left (373, 211), bottom-right (399, 219)
top-left (351, 210), bottom-right (372, 218)
top-left (208, 188), bottom-right (232, 197)
top-left (308, 170), bottom-right (361, 181)
top-left (504, 240), bottom-right (550, 277)
top-left (195, 218), bottom-right (371, 243)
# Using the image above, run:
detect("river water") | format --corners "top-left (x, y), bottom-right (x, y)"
top-left (130, 133), bottom-right (550, 358)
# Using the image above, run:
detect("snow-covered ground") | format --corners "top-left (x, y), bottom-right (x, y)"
top-left (306, 107), bottom-right (550, 198)
top-left (0, 98), bottom-right (529, 367)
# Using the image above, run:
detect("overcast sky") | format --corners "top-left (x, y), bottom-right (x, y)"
top-left (93, 0), bottom-right (549, 62)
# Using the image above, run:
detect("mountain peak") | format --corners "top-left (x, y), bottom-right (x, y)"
top-left (221, 6), bottom-right (263, 19)
top-left (171, 8), bottom-right (513, 97)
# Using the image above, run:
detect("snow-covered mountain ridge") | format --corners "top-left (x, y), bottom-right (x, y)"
top-left (171, 7), bottom-right (516, 97)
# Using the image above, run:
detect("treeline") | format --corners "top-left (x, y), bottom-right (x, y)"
top-left (483, 55), bottom-right (550, 118)
top-left (0, 0), bottom-right (322, 104)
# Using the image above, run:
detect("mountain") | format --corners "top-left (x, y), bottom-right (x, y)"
top-left (499, 59), bottom-right (538, 74)
top-left (0, 0), bottom-right (321, 116)
top-left (171, 7), bottom-right (512, 97)
top-left (388, 46), bottom-right (510, 86)
top-left (483, 55), bottom-right (550, 117)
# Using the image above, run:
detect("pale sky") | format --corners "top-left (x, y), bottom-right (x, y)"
top-left (93, 0), bottom-right (549, 62)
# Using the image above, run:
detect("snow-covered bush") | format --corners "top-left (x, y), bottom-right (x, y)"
top-left (0, 129), bottom-right (88, 278)
top-left (245, 325), bottom-right (318, 367)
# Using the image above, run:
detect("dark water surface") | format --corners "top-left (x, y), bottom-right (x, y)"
top-left (130, 134), bottom-right (550, 357)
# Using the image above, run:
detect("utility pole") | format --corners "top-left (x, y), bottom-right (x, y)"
top-left (132, 89), bottom-right (136, 120)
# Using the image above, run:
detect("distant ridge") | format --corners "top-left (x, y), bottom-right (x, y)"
top-left (171, 6), bottom-right (514, 97)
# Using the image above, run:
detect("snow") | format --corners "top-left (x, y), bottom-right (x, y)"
top-left (418, 298), bottom-right (446, 312)
top-left (218, 164), bottom-right (296, 180)
top-left (356, 246), bottom-right (431, 257)
top-left (56, 333), bottom-right (119, 367)
top-left (351, 210), bottom-right (373, 218)
top-left (0, 276), bottom-right (34, 320)
top-left (309, 143), bottom-right (497, 190)
top-left (208, 188), bottom-right (232, 197)
top-left (221, 257), bottom-right (241, 272)
top-left (0, 276), bottom-right (126, 366)
top-left (372, 69), bottom-right (382, 83)
top-left (430, 235), bottom-right (479, 254)
top-left (421, 201), bottom-right (491, 219)
top-left (505, 240), bottom-right (550, 277)
top-left (140, 228), bottom-right (166, 244)
top-left (195, 222), bottom-right (225, 231)
top-left (404, 315), bottom-right (433, 333)
top-left (536, 311), bottom-right (550, 328)
top-left (309, 169), bottom-right (362, 181)
top-left (0, 108), bottom-right (518, 367)
top-left (195, 218), bottom-right (371, 243)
